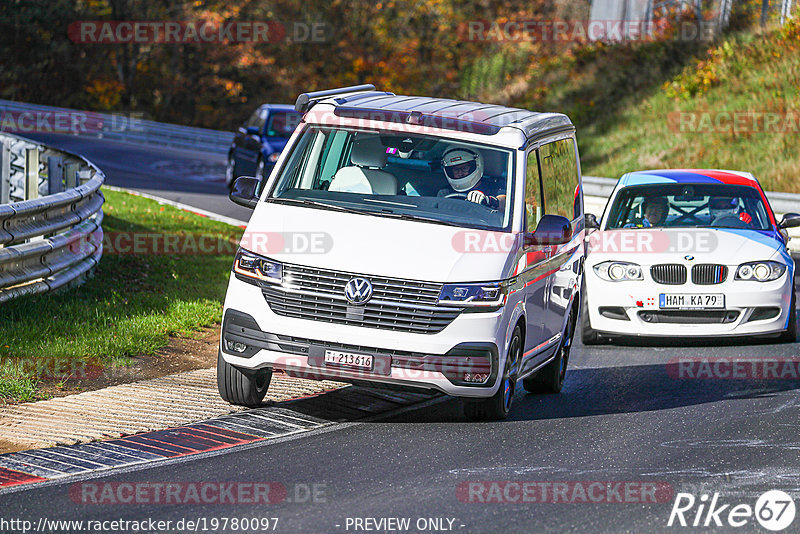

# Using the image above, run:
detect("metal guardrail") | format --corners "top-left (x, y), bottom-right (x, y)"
top-left (0, 99), bottom-right (232, 155)
top-left (0, 133), bottom-right (104, 303)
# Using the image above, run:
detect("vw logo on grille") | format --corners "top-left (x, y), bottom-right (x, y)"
top-left (344, 277), bottom-right (373, 305)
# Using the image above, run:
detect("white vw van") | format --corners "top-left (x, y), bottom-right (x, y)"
top-left (219, 85), bottom-right (585, 420)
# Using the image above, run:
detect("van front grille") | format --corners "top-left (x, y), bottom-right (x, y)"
top-left (262, 264), bottom-right (461, 334)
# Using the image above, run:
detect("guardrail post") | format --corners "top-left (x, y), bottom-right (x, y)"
top-left (25, 148), bottom-right (38, 200)
top-left (78, 169), bottom-right (92, 185)
top-left (48, 156), bottom-right (63, 194)
top-left (65, 163), bottom-right (79, 189)
top-left (0, 142), bottom-right (9, 204)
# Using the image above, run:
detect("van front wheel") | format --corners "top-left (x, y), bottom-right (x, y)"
top-left (463, 326), bottom-right (521, 421)
top-left (217, 351), bottom-right (272, 407)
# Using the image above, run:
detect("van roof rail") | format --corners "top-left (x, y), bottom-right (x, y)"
top-left (295, 84), bottom-right (378, 113)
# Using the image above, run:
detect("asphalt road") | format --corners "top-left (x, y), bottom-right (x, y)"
top-left (3, 133), bottom-right (800, 533)
top-left (3, 333), bottom-right (800, 533)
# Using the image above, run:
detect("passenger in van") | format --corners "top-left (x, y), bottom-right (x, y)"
top-left (437, 148), bottom-right (506, 211)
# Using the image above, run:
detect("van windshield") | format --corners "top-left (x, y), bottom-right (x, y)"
top-left (267, 126), bottom-right (514, 231)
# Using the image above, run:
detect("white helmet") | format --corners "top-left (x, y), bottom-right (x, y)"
top-left (442, 148), bottom-right (483, 192)
top-left (709, 196), bottom-right (739, 220)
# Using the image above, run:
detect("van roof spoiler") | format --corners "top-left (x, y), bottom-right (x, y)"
top-left (295, 84), bottom-right (381, 113)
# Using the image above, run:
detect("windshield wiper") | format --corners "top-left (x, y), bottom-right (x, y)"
top-left (272, 198), bottom-right (493, 230)
top-left (271, 197), bottom-right (371, 216)
top-left (375, 210), bottom-right (486, 229)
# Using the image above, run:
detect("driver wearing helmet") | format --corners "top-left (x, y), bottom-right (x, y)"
top-left (438, 148), bottom-right (506, 210)
top-left (709, 196), bottom-right (752, 225)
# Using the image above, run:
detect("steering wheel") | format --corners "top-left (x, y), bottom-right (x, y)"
top-left (445, 192), bottom-right (468, 199)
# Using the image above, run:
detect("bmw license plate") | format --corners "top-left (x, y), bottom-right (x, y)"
top-left (659, 293), bottom-right (725, 309)
top-left (324, 349), bottom-right (374, 370)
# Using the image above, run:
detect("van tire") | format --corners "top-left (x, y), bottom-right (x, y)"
top-left (463, 326), bottom-right (521, 421)
top-left (780, 287), bottom-right (797, 343)
top-left (523, 304), bottom-right (576, 394)
top-left (217, 351), bottom-right (272, 407)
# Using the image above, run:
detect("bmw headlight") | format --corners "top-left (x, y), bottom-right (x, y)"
top-left (735, 261), bottom-right (786, 282)
top-left (438, 281), bottom-right (507, 308)
top-left (593, 261), bottom-right (643, 282)
top-left (233, 248), bottom-right (282, 285)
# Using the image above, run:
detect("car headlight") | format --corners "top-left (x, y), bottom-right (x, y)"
top-left (438, 281), bottom-right (507, 308)
top-left (735, 261), bottom-right (786, 282)
top-left (233, 248), bottom-right (282, 285)
top-left (593, 261), bottom-right (643, 282)
top-left (267, 152), bottom-right (280, 163)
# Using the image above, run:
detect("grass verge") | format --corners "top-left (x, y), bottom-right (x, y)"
top-left (0, 189), bottom-right (243, 403)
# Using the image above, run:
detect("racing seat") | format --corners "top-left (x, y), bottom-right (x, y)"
top-left (329, 137), bottom-right (397, 195)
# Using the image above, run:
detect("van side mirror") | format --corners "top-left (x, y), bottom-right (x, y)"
top-left (778, 213), bottom-right (800, 229)
top-left (525, 214), bottom-right (573, 247)
top-left (585, 213), bottom-right (600, 230)
top-left (245, 126), bottom-right (260, 136)
top-left (230, 176), bottom-right (260, 209)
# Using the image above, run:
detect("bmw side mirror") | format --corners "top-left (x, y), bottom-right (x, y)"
top-left (525, 214), bottom-right (573, 247)
top-left (586, 213), bottom-right (600, 230)
top-left (230, 176), bottom-right (260, 209)
top-left (778, 212), bottom-right (800, 229)
top-left (245, 126), bottom-right (260, 136)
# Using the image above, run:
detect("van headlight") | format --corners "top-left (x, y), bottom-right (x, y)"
top-left (233, 248), bottom-right (282, 285)
top-left (735, 261), bottom-right (786, 282)
top-left (438, 282), bottom-right (507, 308)
top-left (267, 152), bottom-right (280, 163)
top-left (593, 261), bottom-right (643, 282)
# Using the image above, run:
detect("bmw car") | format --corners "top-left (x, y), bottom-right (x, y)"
top-left (582, 169), bottom-right (800, 343)
top-left (225, 104), bottom-right (301, 189)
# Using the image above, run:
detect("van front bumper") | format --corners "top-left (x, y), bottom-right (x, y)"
top-left (220, 308), bottom-right (501, 398)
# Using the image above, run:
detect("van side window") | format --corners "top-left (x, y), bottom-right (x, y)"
top-left (539, 138), bottom-right (581, 220)
top-left (525, 149), bottom-right (544, 232)
top-left (318, 130), bottom-right (350, 186)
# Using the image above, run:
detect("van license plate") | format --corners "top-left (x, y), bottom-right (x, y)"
top-left (324, 350), bottom-right (373, 370)
top-left (659, 293), bottom-right (725, 309)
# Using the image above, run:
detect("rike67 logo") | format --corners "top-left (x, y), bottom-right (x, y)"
top-left (668, 490), bottom-right (796, 531)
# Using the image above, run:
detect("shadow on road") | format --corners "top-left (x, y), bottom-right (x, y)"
top-left (509, 363), bottom-right (800, 422)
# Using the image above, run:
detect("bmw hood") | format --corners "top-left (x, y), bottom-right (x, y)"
top-left (239, 202), bottom-right (518, 282)
top-left (586, 227), bottom-right (787, 267)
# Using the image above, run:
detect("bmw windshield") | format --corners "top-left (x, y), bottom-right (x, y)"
top-left (266, 126), bottom-right (514, 232)
top-left (606, 184), bottom-right (771, 231)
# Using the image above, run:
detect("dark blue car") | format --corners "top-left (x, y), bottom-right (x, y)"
top-left (225, 104), bottom-right (301, 189)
